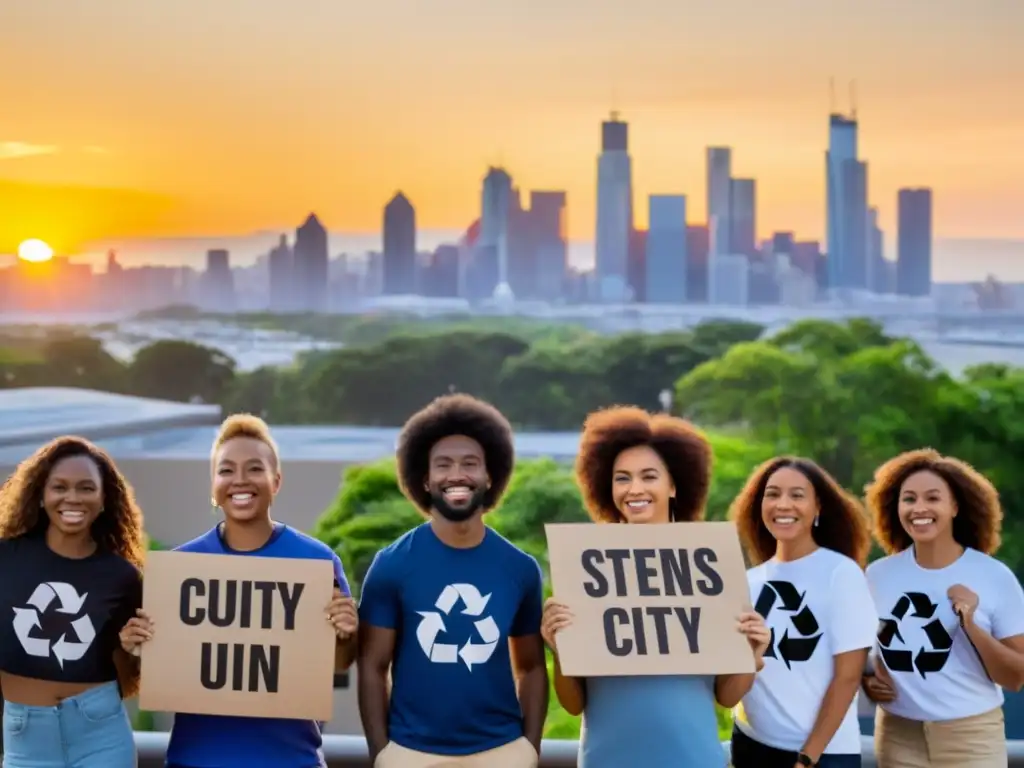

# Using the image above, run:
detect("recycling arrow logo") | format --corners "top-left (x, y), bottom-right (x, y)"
top-left (754, 580), bottom-right (822, 669)
top-left (877, 592), bottom-right (953, 678)
top-left (12, 582), bottom-right (96, 669)
top-left (416, 583), bottom-right (500, 672)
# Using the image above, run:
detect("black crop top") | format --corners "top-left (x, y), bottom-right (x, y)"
top-left (0, 535), bottom-right (142, 684)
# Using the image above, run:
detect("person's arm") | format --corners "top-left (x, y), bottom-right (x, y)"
top-left (332, 554), bottom-right (357, 672)
top-left (956, 573), bottom-right (1024, 692)
top-left (799, 563), bottom-right (878, 764)
top-left (551, 654), bottom-right (586, 715)
top-left (509, 559), bottom-right (549, 752)
top-left (113, 567), bottom-right (144, 697)
top-left (356, 552), bottom-right (400, 762)
top-left (714, 608), bottom-right (770, 708)
top-left (714, 669), bottom-right (760, 708)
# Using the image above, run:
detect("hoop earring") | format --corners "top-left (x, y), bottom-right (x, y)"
top-left (813, 514), bottom-right (820, 527)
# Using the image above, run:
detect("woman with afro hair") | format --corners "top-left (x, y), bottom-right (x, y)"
top-left (0, 437), bottom-right (145, 767)
top-left (541, 406), bottom-right (770, 768)
top-left (862, 449), bottom-right (1024, 767)
top-left (728, 456), bottom-right (877, 768)
top-left (358, 394), bottom-right (547, 768)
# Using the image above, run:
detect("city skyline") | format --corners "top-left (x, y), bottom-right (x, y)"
top-left (1, 1), bottom-right (1021, 256)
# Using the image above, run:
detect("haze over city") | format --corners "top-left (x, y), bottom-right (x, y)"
top-left (1, 0), bottom-right (1022, 280)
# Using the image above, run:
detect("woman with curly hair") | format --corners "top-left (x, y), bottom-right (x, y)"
top-left (728, 456), bottom-right (877, 768)
top-left (120, 414), bottom-right (357, 768)
top-left (358, 394), bottom-right (547, 768)
top-left (861, 449), bottom-right (1024, 767)
top-left (541, 406), bottom-right (771, 768)
top-left (0, 437), bottom-right (144, 767)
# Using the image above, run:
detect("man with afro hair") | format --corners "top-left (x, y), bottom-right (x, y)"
top-left (357, 394), bottom-right (548, 768)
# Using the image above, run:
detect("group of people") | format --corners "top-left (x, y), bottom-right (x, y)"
top-left (0, 393), bottom-right (1021, 768)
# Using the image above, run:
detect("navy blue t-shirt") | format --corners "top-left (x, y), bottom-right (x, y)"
top-left (165, 524), bottom-right (350, 768)
top-left (358, 523), bottom-right (544, 756)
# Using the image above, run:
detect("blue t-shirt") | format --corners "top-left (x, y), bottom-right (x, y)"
top-left (165, 524), bottom-right (350, 768)
top-left (579, 675), bottom-right (727, 767)
top-left (358, 523), bottom-right (544, 756)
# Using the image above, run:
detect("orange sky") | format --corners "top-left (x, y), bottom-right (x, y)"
top-left (1, 0), bottom-right (1022, 255)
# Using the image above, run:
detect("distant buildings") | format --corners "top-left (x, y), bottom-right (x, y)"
top-left (645, 195), bottom-right (687, 304)
top-left (897, 188), bottom-right (933, 297)
top-left (293, 214), bottom-right (329, 312)
top-left (382, 192), bottom-right (416, 295)
top-left (595, 114), bottom-right (634, 302)
top-left (825, 112), bottom-right (869, 293)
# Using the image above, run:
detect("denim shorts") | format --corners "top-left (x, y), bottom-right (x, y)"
top-left (2, 681), bottom-right (136, 767)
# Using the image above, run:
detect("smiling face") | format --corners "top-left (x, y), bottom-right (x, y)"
top-left (211, 437), bottom-right (280, 523)
top-left (898, 469), bottom-right (957, 545)
top-left (426, 435), bottom-right (490, 523)
top-left (611, 445), bottom-right (675, 524)
top-left (42, 455), bottom-right (104, 537)
top-left (760, 465), bottom-right (818, 546)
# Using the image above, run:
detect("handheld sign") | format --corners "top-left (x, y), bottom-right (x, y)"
top-left (545, 521), bottom-right (755, 677)
top-left (139, 551), bottom-right (336, 720)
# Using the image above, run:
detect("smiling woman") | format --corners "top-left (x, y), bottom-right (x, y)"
top-left (16, 239), bottom-right (54, 263)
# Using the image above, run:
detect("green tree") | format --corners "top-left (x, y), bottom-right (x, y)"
top-left (129, 340), bottom-right (236, 403)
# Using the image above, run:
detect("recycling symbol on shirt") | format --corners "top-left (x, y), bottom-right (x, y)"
top-left (877, 592), bottom-right (953, 678)
top-left (416, 583), bottom-right (500, 672)
top-left (754, 580), bottom-right (822, 669)
top-left (12, 582), bottom-right (96, 669)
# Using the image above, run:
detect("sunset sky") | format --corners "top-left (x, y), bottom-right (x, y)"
top-left (1, 0), bottom-right (1021, 256)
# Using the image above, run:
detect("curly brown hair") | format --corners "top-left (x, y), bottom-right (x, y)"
top-left (0, 436), bottom-right (146, 568)
top-left (865, 448), bottom-right (1001, 555)
top-left (729, 456), bottom-right (871, 567)
top-left (0, 436), bottom-right (146, 697)
top-left (396, 394), bottom-right (515, 515)
top-left (575, 406), bottom-right (711, 524)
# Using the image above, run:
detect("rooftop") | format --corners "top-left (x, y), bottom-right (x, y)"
top-left (0, 387), bottom-right (222, 449)
top-left (0, 387), bottom-right (581, 464)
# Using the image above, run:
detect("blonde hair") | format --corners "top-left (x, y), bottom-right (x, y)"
top-left (211, 413), bottom-right (280, 467)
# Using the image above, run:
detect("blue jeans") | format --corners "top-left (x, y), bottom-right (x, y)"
top-left (2, 681), bottom-right (135, 767)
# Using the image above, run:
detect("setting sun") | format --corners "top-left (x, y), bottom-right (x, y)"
top-left (17, 239), bottom-right (54, 263)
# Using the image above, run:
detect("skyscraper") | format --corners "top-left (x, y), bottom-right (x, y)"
top-left (729, 178), bottom-right (756, 258)
top-left (268, 234), bottom-right (293, 312)
top-left (706, 148), bottom-right (732, 258)
top-left (645, 195), bottom-right (687, 304)
top-left (293, 213), bottom-right (329, 312)
top-left (595, 113), bottom-right (633, 302)
top-left (825, 113), bottom-right (869, 292)
top-left (867, 207), bottom-right (887, 293)
top-left (896, 188), bottom-right (933, 297)
top-left (479, 167), bottom-right (514, 298)
top-left (382, 192), bottom-right (417, 295)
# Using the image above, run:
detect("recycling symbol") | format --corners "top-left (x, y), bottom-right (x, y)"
top-left (754, 580), bottom-right (822, 669)
top-left (416, 583), bottom-right (499, 672)
top-left (878, 592), bottom-right (952, 678)
top-left (12, 582), bottom-right (96, 669)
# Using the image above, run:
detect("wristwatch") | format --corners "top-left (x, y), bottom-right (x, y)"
top-left (797, 753), bottom-right (816, 766)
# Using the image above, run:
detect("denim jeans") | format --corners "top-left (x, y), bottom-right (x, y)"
top-left (731, 727), bottom-right (861, 768)
top-left (2, 681), bottom-right (135, 767)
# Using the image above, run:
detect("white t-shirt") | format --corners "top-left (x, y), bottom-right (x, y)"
top-left (866, 547), bottom-right (1024, 722)
top-left (735, 547), bottom-right (877, 755)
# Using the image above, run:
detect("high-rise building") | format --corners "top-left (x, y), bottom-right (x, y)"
top-left (645, 195), bottom-right (687, 304)
top-left (382, 192), bottom-right (417, 295)
top-left (896, 188), bottom-right (933, 297)
top-left (293, 213), bottom-right (329, 312)
top-left (479, 167), bottom-right (514, 299)
top-left (825, 113), bottom-right (870, 292)
top-left (527, 191), bottom-right (567, 301)
top-left (686, 225), bottom-right (710, 303)
top-left (268, 234), bottom-right (293, 312)
top-left (867, 207), bottom-right (887, 293)
top-left (706, 148), bottom-right (732, 258)
top-left (203, 249), bottom-right (234, 310)
top-left (595, 113), bottom-right (634, 301)
top-left (729, 178), bottom-right (756, 258)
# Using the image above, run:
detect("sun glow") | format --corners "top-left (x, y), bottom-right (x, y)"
top-left (17, 239), bottom-right (54, 263)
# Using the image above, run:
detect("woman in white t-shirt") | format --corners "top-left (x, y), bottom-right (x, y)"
top-left (729, 456), bottom-right (878, 768)
top-left (861, 449), bottom-right (1024, 767)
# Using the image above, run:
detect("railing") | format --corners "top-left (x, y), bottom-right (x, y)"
top-left (134, 732), bottom-right (1024, 767)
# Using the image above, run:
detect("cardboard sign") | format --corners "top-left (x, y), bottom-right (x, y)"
top-left (139, 551), bottom-right (336, 720)
top-left (545, 522), bottom-right (755, 677)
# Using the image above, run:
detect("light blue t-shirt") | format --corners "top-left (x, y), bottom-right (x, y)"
top-left (166, 524), bottom-right (350, 768)
top-left (358, 523), bottom-right (544, 755)
top-left (579, 675), bottom-right (727, 768)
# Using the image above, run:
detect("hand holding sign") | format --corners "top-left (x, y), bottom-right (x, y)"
top-left (541, 598), bottom-right (573, 651)
top-left (120, 609), bottom-right (154, 657)
top-left (326, 589), bottom-right (358, 640)
top-left (736, 610), bottom-right (770, 670)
